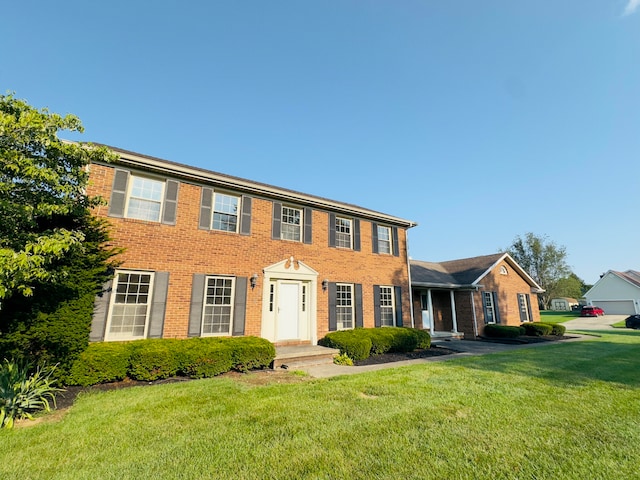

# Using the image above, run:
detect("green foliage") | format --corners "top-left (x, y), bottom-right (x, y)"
top-left (539, 322), bottom-right (566, 336)
top-left (0, 359), bottom-right (61, 428)
top-left (0, 94), bottom-right (120, 374)
top-left (318, 330), bottom-right (372, 361)
top-left (520, 322), bottom-right (553, 336)
top-left (407, 328), bottom-right (431, 349)
top-left (504, 232), bottom-right (572, 309)
top-left (66, 337), bottom-right (276, 386)
top-left (66, 342), bottom-right (131, 386)
top-left (332, 353), bottom-right (353, 366)
top-left (361, 328), bottom-right (418, 354)
top-left (483, 324), bottom-right (525, 338)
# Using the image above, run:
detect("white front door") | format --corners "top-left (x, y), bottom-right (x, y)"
top-left (277, 281), bottom-right (301, 341)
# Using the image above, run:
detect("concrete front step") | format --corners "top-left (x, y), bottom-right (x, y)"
top-left (273, 345), bottom-right (340, 370)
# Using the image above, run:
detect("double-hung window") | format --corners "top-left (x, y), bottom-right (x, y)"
top-left (335, 217), bottom-right (352, 249)
top-left (336, 284), bottom-right (354, 330)
top-left (377, 226), bottom-right (392, 254)
top-left (212, 192), bottom-right (240, 232)
top-left (202, 276), bottom-right (235, 335)
top-left (379, 286), bottom-right (395, 326)
top-left (126, 176), bottom-right (165, 222)
top-left (281, 206), bottom-right (302, 241)
top-left (518, 293), bottom-right (531, 322)
top-left (483, 292), bottom-right (497, 324)
top-left (106, 271), bottom-right (154, 340)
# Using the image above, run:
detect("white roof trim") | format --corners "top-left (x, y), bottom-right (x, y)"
top-left (473, 253), bottom-right (544, 291)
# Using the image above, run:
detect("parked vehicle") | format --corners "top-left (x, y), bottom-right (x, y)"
top-left (580, 306), bottom-right (605, 317)
top-left (625, 314), bottom-right (640, 329)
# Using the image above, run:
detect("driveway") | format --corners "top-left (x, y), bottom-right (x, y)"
top-left (562, 314), bottom-right (626, 330)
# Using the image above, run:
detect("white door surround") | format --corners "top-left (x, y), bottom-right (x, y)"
top-left (261, 257), bottom-right (319, 344)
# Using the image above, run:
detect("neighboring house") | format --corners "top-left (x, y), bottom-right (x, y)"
top-left (410, 253), bottom-right (543, 338)
top-left (87, 146), bottom-right (416, 345)
top-left (550, 298), bottom-right (578, 311)
top-left (583, 270), bottom-right (640, 315)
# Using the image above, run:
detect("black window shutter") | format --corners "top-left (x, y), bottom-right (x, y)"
top-left (108, 169), bottom-right (130, 217)
top-left (272, 202), bottom-right (282, 240)
top-left (328, 213), bottom-right (336, 247)
top-left (188, 274), bottom-right (206, 337)
top-left (353, 219), bottom-right (361, 251)
top-left (394, 286), bottom-right (403, 327)
top-left (199, 188), bottom-right (213, 230)
top-left (392, 227), bottom-right (400, 257)
top-left (90, 279), bottom-right (113, 341)
top-left (304, 207), bottom-right (313, 244)
top-left (233, 277), bottom-right (247, 336)
top-left (493, 292), bottom-right (501, 324)
top-left (328, 282), bottom-right (337, 331)
top-left (162, 180), bottom-right (179, 225)
top-left (371, 222), bottom-right (379, 254)
top-left (373, 285), bottom-right (381, 327)
top-left (354, 283), bottom-right (363, 328)
top-left (240, 196), bottom-right (252, 236)
top-left (148, 272), bottom-right (169, 338)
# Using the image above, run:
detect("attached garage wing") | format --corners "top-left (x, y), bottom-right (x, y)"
top-left (592, 300), bottom-right (636, 315)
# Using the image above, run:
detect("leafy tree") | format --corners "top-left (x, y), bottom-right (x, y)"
top-left (0, 93), bottom-right (120, 371)
top-left (503, 233), bottom-right (571, 310)
top-left (554, 273), bottom-right (589, 300)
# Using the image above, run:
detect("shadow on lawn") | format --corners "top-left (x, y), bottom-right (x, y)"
top-left (465, 331), bottom-right (640, 387)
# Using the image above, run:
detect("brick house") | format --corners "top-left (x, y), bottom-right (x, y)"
top-left (410, 253), bottom-right (543, 338)
top-left (88, 146), bottom-right (417, 345)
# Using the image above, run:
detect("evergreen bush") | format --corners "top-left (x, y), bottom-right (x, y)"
top-left (521, 322), bottom-right (553, 336)
top-left (318, 331), bottom-right (372, 361)
top-left (484, 324), bottom-right (525, 338)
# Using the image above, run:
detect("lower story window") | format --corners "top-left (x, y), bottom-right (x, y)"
top-left (202, 276), bottom-right (235, 335)
top-left (483, 292), bottom-right (496, 324)
top-left (336, 284), bottom-right (354, 330)
top-left (379, 286), bottom-right (395, 326)
top-left (107, 271), bottom-right (154, 340)
top-left (518, 293), bottom-right (530, 322)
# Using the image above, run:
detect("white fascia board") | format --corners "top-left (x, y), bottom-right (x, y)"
top-left (473, 253), bottom-right (544, 291)
top-left (101, 147), bottom-right (417, 229)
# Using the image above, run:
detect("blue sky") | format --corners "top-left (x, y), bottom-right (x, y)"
top-left (3, 1), bottom-right (639, 285)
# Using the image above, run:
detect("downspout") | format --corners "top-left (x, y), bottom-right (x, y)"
top-left (405, 230), bottom-right (415, 328)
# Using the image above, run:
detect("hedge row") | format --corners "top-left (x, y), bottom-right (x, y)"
top-left (318, 327), bottom-right (431, 361)
top-left (484, 322), bottom-right (567, 339)
top-left (65, 336), bottom-right (275, 386)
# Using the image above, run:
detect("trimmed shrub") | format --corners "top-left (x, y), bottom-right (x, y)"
top-left (540, 322), bottom-right (566, 336)
top-left (318, 331), bottom-right (372, 361)
top-left (362, 328), bottom-right (418, 354)
top-left (180, 338), bottom-right (234, 379)
top-left (227, 337), bottom-right (276, 372)
top-left (484, 324), bottom-right (525, 338)
top-left (127, 339), bottom-right (183, 381)
top-left (66, 342), bottom-right (131, 386)
top-left (407, 328), bottom-right (431, 349)
top-left (521, 322), bottom-right (553, 336)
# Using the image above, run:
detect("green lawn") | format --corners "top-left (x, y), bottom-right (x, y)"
top-left (2, 331), bottom-right (639, 480)
top-left (540, 310), bottom-right (581, 324)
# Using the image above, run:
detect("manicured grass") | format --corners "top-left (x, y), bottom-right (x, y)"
top-left (2, 332), bottom-right (639, 479)
top-left (612, 320), bottom-right (627, 328)
top-left (540, 310), bottom-right (581, 324)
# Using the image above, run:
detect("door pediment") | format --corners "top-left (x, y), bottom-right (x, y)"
top-left (263, 256), bottom-right (318, 279)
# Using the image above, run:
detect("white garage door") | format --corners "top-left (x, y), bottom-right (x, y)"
top-left (592, 300), bottom-right (636, 315)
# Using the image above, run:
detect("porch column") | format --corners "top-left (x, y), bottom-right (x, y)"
top-left (450, 290), bottom-right (458, 333)
top-left (428, 289), bottom-right (434, 332)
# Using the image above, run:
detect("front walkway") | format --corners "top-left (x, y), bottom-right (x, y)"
top-left (298, 335), bottom-right (590, 378)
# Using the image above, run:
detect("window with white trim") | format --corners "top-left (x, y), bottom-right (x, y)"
top-left (106, 271), bottom-right (154, 340)
top-left (483, 292), bottom-right (496, 324)
top-left (212, 192), bottom-right (240, 232)
top-left (126, 176), bottom-right (165, 222)
top-left (379, 286), bottom-right (395, 326)
top-left (377, 225), bottom-right (392, 254)
top-left (202, 276), bottom-right (235, 335)
top-left (336, 284), bottom-right (354, 330)
top-left (335, 217), bottom-right (352, 249)
top-left (281, 206), bottom-right (302, 241)
top-left (518, 293), bottom-right (530, 322)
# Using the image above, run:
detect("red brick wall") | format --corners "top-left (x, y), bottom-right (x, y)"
top-left (88, 163), bottom-right (413, 341)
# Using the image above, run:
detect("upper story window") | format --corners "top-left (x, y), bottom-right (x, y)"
top-left (127, 176), bottom-right (165, 222)
top-left (199, 188), bottom-right (252, 235)
top-left (108, 169), bottom-right (179, 225)
top-left (212, 192), bottom-right (240, 232)
top-left (335, 217), bottom-right (352, 249)
top-left (377, 226), bottom-right (392, 254)
top-left (281, 206), bottom-right (302, 241)
top-left (500, 266), bottom-right (508, 275)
